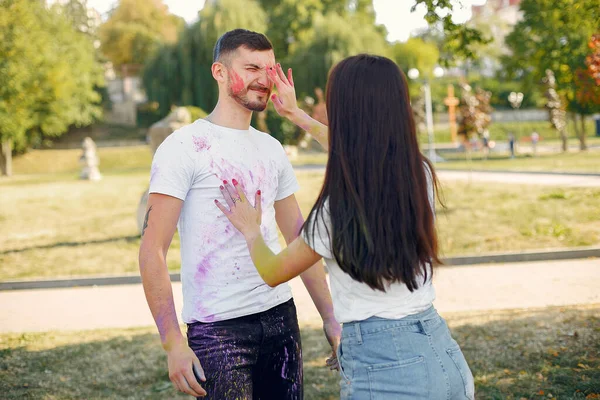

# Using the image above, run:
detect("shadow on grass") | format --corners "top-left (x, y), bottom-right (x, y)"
top-left (0, 327), bottom-right (339, 400)
top-left (0, 306), bottom-right (598, 399)
top-left (1, 235), bottom-right (140, 255)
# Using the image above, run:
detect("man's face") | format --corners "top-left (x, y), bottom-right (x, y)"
top-left (225, 47), bottom-right (275, 112)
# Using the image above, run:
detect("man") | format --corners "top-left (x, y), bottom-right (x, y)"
top-left (139, 29), bottom-right (339, 399)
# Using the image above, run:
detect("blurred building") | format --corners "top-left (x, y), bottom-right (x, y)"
top-left (469, 0), bottom-right (523, 76)
top-left (472, 0), bottom-right (522, 24)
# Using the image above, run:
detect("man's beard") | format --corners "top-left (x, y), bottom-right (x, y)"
top-left (228, 79), bottom-right (270, 112)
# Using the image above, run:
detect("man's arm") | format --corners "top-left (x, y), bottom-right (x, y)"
top-left (274, 194), bottom-right (341, 353)
top-left (139, 193), bottom-right (206, 397)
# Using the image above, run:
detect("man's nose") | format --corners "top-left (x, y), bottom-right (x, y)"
top-left (257, 69), bottom-right (270, 87)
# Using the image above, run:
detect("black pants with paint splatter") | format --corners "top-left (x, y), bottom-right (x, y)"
top-left (187, 299), bottom-right (303, 399)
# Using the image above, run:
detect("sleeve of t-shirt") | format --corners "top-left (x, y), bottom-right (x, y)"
top-left (424, 162), bottom-right (436, 219)
top-left (274, 143), bottom-right (300, 201)
top-left (148, 135), bottom-right (196, 201)
top-left (301, 203), bottom-right (334, 259)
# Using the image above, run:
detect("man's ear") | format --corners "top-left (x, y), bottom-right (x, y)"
top-left (212, 62), bottom-right (227, 83)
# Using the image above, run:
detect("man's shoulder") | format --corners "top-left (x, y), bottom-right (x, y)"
top-left (250, 127), bottom-right (284, 149)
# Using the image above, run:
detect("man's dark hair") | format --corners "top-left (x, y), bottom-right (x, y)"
top-left (213, 29), bottom-right (273, 64)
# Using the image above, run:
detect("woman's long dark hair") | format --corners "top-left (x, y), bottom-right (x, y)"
top-left (303, 54), bottom-right (442, 292)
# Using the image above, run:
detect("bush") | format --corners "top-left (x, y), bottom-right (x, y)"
top-left (136, 102), bottom-right (163, 128)
top-left (185, 106), bottom-right (207, 122)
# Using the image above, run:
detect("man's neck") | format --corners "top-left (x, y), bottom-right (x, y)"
top-left (207, 98), bottom-right (253, 131)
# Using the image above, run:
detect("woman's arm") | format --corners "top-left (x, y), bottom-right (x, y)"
top-left (267, 64), bottom-right (329, 150)
top-left (243, 228), bottom-right (322, 286)
top-left (214, 180), bottom-right (321, 286)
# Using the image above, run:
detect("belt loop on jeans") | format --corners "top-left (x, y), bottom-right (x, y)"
top-left (354, 323), bottom-right (363, 344)
top-left (417, 320), bottom-right (429, 335)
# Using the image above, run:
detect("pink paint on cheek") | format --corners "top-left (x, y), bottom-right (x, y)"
top-left (230, 70), bottom-right (245, 94)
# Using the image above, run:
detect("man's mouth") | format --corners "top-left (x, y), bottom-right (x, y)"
top-left (249, 87), bottom-right (269, 95)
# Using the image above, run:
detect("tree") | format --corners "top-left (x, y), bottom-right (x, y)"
top-left (0, 0), bottom-right (104, 176)
top-left (392, 37), bottom-right (439, 78)
top-left (412, 0), bottom-right (489, 64)
top-left (98, 0), bottom-right (184, 72)
top-left (458, 84), bottom-right (492, 141)
top-left (587, 33), bottom-right (600, 85)
top-left (505, 0), bottom-right (600, 150)
top-left (543, 70), bottom-right (568, 152)
top-left (287, 12), bottom-right (391, 99)
top-left (143, 0), bottom-right (268, 115)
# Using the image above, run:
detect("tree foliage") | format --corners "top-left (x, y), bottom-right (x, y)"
top-left (413, 0), bottom-right (490, 64)
top-left (505, 0), bottom-right (600, 115)
top-left (392, 37), bottom-right (439, 78)
top-left (143, 0), bottom-right (267, 115)
top-left (98, 0), bottom-right (184, 70)
top-left (0, 0), bottom-right (103, 154)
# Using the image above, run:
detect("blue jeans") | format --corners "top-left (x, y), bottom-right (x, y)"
top-left (187, 299), bottom-right (303, 399)
top-left (337, 306), bottom-right (474, 399)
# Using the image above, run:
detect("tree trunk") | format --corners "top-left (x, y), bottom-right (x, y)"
top-left (559, 130), bottom-right (568, 152)
top-left (571, 112), bottom-right (580, 140)
top-left (579, 114), bottom-right (587, 151)
top-left (0, 139), bottom-right (12, 177)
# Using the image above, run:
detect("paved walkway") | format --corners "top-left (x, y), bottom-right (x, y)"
top-left (1, 258), bottom-right (598, 333)
top-left (295, 166), bottom-right (600, 187)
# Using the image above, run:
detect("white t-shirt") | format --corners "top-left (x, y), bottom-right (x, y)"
top-left (149, 119), bottom-right (299, 323)
top-left (302, 171), bottom-right (436, 324)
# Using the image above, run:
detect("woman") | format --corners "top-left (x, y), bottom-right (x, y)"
top-left (215, 54), bottom-right (475, 399)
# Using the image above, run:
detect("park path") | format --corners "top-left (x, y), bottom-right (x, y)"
top-left (295, 166), bottom-right (600, 187)
top-left (0, 258), bottom-right (598, 333)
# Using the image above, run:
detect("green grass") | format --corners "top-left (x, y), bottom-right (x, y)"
top-left (2, 165), bottom-right (600, 280)
top-left (0, 304), bottom-right (598, 399)
top-left (437, 150), bottom-right (600, 174)
top-left (430, 119), bottom-right (600, 145)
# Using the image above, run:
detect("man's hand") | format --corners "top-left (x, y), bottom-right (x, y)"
top-left (323, 318), bottom-right (342, 371)
top-left (166, 338), bottom-right (207, 397)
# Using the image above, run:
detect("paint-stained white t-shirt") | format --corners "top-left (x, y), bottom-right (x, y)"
top-left (149, 119), bottom-right (298, 323)
top-left (302, 172), bottom-right (436, 324)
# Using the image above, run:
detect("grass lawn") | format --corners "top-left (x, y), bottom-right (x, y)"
top-left (437, 150), bottom-right (600, 174)
top-left (2, 157), bottom-right (600, 280)
top-left (0, 304), bottom-right (598, 399)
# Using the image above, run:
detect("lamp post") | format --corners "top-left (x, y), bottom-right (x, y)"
top-left (508, 91), bottom-right (524, 153)
top-left (408, 67), bottom-right (444, 163)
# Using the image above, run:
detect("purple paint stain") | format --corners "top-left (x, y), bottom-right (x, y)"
top-left (155, 309), bottom-right (178, 343)
top-left (192, 135), bottom-right (212, 152)
top-left (281, 346), bottom-right (289, 378)
top-left (150, 164), bottom-right (160, 184)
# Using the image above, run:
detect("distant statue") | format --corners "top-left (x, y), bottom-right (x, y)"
top-left (79, 137), bottom-right (102, 181)
top-left (311, 87), bottom-right (328, 125)
top-left (137, 107), bottom-right (192, 233)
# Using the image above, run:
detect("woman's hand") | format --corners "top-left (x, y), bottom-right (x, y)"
top-left (268, 63), bottom-right (301, 119)
top-left (214, 179), bottom-right (262, 239)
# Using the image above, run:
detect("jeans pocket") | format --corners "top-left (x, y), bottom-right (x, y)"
top-left (367, 356), bottom-right (428, 400)
top-left (446, 346), bottom-right (475, 400)
top-left (337, 340), bottom-right (352, 383)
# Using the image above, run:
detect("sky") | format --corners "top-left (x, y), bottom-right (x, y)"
top-left (85, 0), bottom-right (488, 43)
